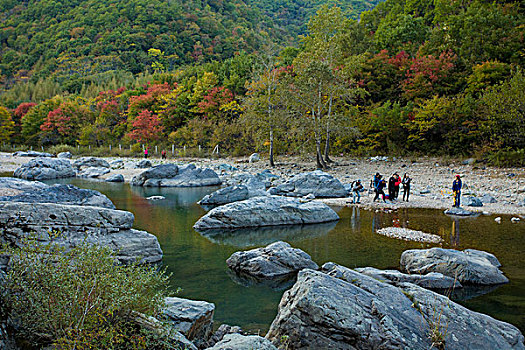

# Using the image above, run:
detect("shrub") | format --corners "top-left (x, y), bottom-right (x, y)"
top-left (0, 239), bottom-right (174, 349)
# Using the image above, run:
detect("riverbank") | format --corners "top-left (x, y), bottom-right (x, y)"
top-left (1, 152), bottom-right (524, 216)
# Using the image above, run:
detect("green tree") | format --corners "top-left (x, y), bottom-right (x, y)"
top-left (0, 106), bottom-right (15, 143)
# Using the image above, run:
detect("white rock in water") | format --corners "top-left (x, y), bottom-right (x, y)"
top-left (495, 217), bottom-right (502, 223)
top-left (147, 196), bottom-right (165, 200)
top-left (511, 217), bottom-right (520, 223)
top-left (377, 227), bottom-right (443, 243)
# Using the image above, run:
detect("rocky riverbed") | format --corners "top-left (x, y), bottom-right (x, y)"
top-left (1, 152), bottom-right (524, 216)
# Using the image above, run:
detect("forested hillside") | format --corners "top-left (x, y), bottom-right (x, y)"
top-left (0, 0), bottom-right (523, 165)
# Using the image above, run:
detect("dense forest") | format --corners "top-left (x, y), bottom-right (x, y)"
top-left (0, 0), bottom-right (523, 166)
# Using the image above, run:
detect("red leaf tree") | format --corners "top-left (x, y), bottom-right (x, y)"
top-left (126, 110), bottom-right (164, 144)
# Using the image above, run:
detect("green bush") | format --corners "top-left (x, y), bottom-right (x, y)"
top-left (0, 239), bottom-right (175, 349)
top-left (485, 148), bottom-right (525, 167)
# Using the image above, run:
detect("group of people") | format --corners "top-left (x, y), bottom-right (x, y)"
top-left (144, 148), bottom-right (168, 159)
top-left (370, 172), bottom-right (412, 203)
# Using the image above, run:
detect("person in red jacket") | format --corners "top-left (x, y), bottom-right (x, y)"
top-left (393, 173), bottom-right (401, 200)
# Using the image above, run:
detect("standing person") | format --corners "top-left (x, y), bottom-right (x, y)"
top-left (402, 173), bottom-right (412, 201)
top-left (372, 173), bottom-right (381, 201)
top-left (374, 178), bottom-right (387, 202)
top-left (352, 179), bottom-right (364, 204)
top-left (161, 150), bottom-right (167, 159)
top-left (388, 174), bottom-right (396, 201)
top-left (452, 175), bottom-right (462, 207)
top-left (144, 147), bottom-right (148, 159)
top-left (393, 173), bottom-right (401, 200)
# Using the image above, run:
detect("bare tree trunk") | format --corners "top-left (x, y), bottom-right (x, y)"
top-left (324, 129), bottom-right (332, 163)
top-left (315, 130), bottom-right (327, 169)
top-left (269, 127), bottom-right (275, 167)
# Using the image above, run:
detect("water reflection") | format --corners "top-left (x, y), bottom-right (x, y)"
top-left (195, 221), bottom-right (338, 247)
top-left (227, 270), bottom-right (297, 291)
top-left (451, 218), bottom-right (460, 248)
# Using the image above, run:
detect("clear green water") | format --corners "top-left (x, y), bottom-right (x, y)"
top-left (34, 178), bottom-right (525, 333)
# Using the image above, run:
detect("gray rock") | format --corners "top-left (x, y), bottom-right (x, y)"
top-left (464, 196), bottom-right (483, 207)
top-left (198, 183), bottom-right (267, 206)
top-left (0, 202), bottom-right (162, 264)
top-left (217, 164), bottom-right (237, 172)
top-left (207, 324), bottom-right (243, 347)
top-left (268, 170), bottom-right (347, 198)
top-left (13, 158), bottom-right (75, 180)
top-left (109, 159), bottom-right (125, 169)
top-left (13, 150), bottom-right (54, 157)
top-left (354, 267), bottom-right (462, 289)
top-left (226, 241), bottom-right (318, 279)
top-left (376, 227), bottom-right (443, 243)
top-left (462, 158), bottom-right (476, 165)
top-left (207, 334), bottom-right (277, 350)
top-left (131, 164), bottom-right (221, 187)
top-left (57, 151), bottom-right (72, 159)
top-left (163, 297), bottom-right (215, 348)
top-left (400, 248), bottom-right (508, 285)
top-left (266, 265), bottom-right (524, 350)
top-left (248, 153), bottom-right (260, 163)
top-left (133, 159), bottom-right (152, 168)
top-left (193, 196), bottom-right (339, 230)
top-left (480, 194), bottom-right (497, 204)
top-left (72, 156), bottom-right (110, 170)
top-left (106, 174), bottom-right (124, 182)
top-left (0, 184), bottom-right (115, 209)
top-left (0, 177), bottom-right (48, 192)
top-left (444, 207), bottom-right (477, 216)
top-left (78, 166), bottom-right (111, 178)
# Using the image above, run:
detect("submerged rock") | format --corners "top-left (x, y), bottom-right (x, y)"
top-left (163, 297), bottom-right (215, 348)
top-left (72, 156), bottom-right (110, 170)
top-left (0, 184), bottom-right (115, 209)
top-left (354, 267), bottom-right (461, 289)
top-left (265, 265), bottom-right (524, 350)
top-left (78, 166), bottom-right (111, 178)
top-left (131, 164), bottom-right (221, 187)
top-left (0, 202), bottom-right (162, 264)
top-left (13, 158), bottom-right (75, 180)
top-left (400, 248), bottom-right (508, 285)
top-left (193, 196), bottom-right (339, 230)
top-left (206, 334), bottom-right (277, 350)
top-left (227, 241), bottom-right (318, 280)
top-left (268, 170), bottom-right (347, 198)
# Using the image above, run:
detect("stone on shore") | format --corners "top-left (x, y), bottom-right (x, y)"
top-left (0, 202), bottom-right (162, 264)
top-left (0, 183), bottom-right (115, 209)
top-left (133, 159), bottom-right (152, 168)
top-left (480, 194), bottom-right (497, 204)
top-left (268, 170), bottom-right (347, 198)
top-left (354, 267), bottom-right (461, 289)
top-left (248, 153), bottom-right (260, 163)
top-left (106, 174), bottom-right (125, 182)
top-left (226, 241), bottom-right (318, 279)
top-left (110, 159), bottom-right (125, 169)
top-left (376, 227), bottom-right (443, 243)
top-left (72, 156), bottom-right (110, 170)
top-left (78, 166), bottom-right (111, 178)
top-left (265, 264), bottom-right (524, 350)
top-left (13, 150), bottom-right (54, 157)
top-left (464, 196), bottom-right (483, 207)
top-left (206, 334), bottom-right (277, 350)
top-left (13, 158), bottom-right (75, 180)
top-left (444, 207), bottom-right (477, 216)
top-left (57, 151), bottom-right (72, 159)
top-left (131, 164), bottom-right (221, 187)
top-left (207, 324), bottom-right (243, 348)
top-left (193, 196), bottom-right (339, 230)
top-left (0, 177), bottom-right (48, 192)
top-left (400, 248), bottom-right (508, 285)
top-left (198, 183), bottom-right (267, 206)
top-left (163, 297), bottom-right (215, 348)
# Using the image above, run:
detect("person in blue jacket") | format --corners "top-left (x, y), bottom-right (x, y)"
top-left (452, 175), bottom-right (462, 207)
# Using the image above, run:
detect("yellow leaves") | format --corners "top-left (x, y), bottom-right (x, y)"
top-left (220, 100), bottom-right (243, 113)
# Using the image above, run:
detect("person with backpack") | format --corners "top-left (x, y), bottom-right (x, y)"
top-left (452, 175), bottom-right (462, 207)
top-left (351, 179), bottom-right (364, 204)
top-left (402, 173), bottom-right (412, 201)
top-left (374, 177), bottom-right (387, 202)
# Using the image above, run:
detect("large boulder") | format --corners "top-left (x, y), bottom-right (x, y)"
top-left (72, 156), bottom-right (110, 170)
top-left (131, 164), bottom-right (221, 187)
top-left (0, 202), bottom-right (162, 264)
top-left (354, 267), bottom-right (461, 289)
top-left (78, 166), bottom-right (111, 178)
top-left (106, 174), bottom-right (125, 182)
top-left (163, 297), bottom-right (215, 348)
top-left (133, 159), bottom-right (152, 169)
top-left (198, 183), bottom-right (267, 206)
top-left (13, 150), bottom-right (54, 157)
top-left (13, 158), bottom-right (75, 180)
top-left (226, 241), bottom-right (318, 280)
top-left (400, 248), bottom-right (508, 285)
top-left (193, 196), bottom-right (339, 230)
top-left (206, 334), bottom-right (277, 350)
top-left (0, 184), bottom-right (115, 209)
top-left (0, 177), bottom-right (48, 192)
top-left (268, 170), bottom-right (347, 198)
top-left (266, 265), bottom-right (524, 350)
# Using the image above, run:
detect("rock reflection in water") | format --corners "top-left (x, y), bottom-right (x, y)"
top-left (447, 284), bottom-right (502, 302)
top-left (195, 221), bottom-right (338, 247)
top-left (227, 269), bottom-right (297, 291)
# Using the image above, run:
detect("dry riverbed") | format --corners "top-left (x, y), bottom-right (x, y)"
top-left (1, 152), bottom-right (524, 216)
